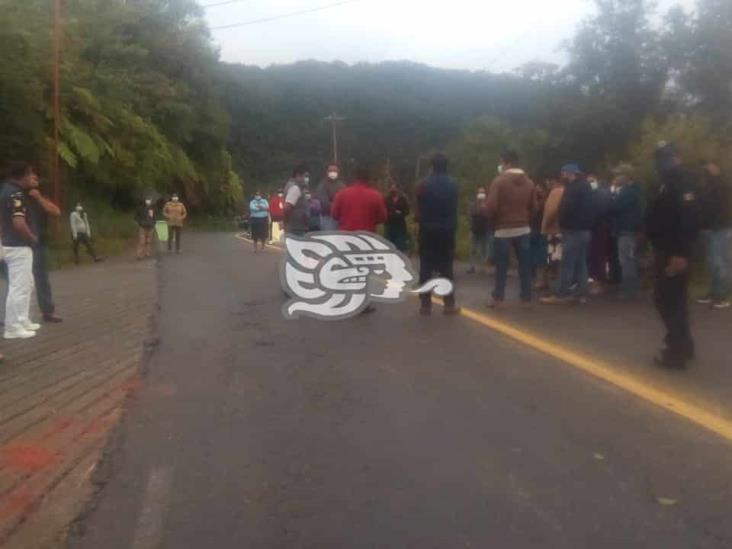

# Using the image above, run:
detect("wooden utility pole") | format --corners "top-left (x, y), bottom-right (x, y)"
top-left (323, 113), bottom-right (345, 164)
top-left (51, 0), bottom-right (62, 209)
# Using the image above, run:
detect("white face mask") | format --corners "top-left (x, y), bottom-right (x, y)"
top-left (278, 193), bottom-right (284, 198)
top-left (327, 171), bottom-right (338, 181)
top-left (255, 195), bottom-right (261, 200)
top-left (172, 196), bottom-right (179, 202)
top-left (145, 200), bottom-right (152, 206)
top-left (76, 206), bottom-right (83, 213)
top-left (589, 180), bottom-right (599, 190)
top-left (304, 176), bottom-right (310, 186)
top-left (477, 193), bottom-right (486, 200)
top-left (497, 164), bottom-right (504, 175)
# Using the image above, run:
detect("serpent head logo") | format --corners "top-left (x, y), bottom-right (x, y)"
top-left (281, 232), bottom-right (453, 320)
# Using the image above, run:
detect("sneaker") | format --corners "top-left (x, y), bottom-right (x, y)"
top-left (43, 314), bottom-right (63, 323)
top-left (5, 329), bottom-right (37, 340)
top-left (23, 322), bottom-right (41, 331)
top-left (712, 300), bottom-right (731, 309)
top-left (696, 295), bottom-right (713, 304)
top-left (540, 295), bottom-right (570, 305)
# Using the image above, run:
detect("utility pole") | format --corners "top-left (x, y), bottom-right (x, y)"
top-left (323, 113), bottom-right (345, 165)
top-left (51, 0), bottom-right (62, 210)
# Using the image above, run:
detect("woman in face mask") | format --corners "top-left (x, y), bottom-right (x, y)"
top-left (467, 187), bottom-right (491, 274)
top-left (248, 191), bottom-right (270, 251)
top-left (383, 183), bottom-right (411, 252)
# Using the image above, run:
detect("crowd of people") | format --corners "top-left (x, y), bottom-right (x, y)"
top-left (253, 141), bottom-right (728, 370)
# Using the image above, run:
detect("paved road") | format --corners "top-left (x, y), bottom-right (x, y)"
top-left (71, 233), bottom-right (732, 549)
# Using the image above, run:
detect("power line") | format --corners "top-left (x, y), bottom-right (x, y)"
top-left (210, 0), bottom-right (363, 30)
top-left (201, 0), bottom-right (251, 9)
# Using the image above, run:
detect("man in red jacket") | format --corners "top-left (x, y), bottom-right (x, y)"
top-left (331, 165), bottom-right (387, 233)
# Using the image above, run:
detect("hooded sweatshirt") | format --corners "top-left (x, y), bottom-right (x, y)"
top-left (486, 168), bottom-right (538, 233)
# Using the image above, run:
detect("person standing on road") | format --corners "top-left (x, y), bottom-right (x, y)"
top-left (486, 150), bottom-right (538, 308)
top-left (283, 165), bottom-right (311, 237)
top-left (26, 175), bottom-right (63, 323)
top-left (163, 194), bottom-right (187, 254)
top-left (415, 154), bottom-right (460, 316)
top-left (70, 204), bottom-right (102, 265)
top-left (541, 164), bottom-right (595, 305)
top-left (331, 164), bottom-right (387, 233)
top-left (135, 198), bottom-right (157, 260)
top-left (305, 189), bottom-right (322, 232)
top-left (249, 191), bottom-right (270, 252)
top-left (269, 189), bottom-right (285, 243)
top-left (316, 163), bottom-right (344, 231)
top-left (384, 184), bottom-right (411, 252)
top-left (646, 142), bottom-right (700, 369)
top-left (541, 177), bottom-right (566, 290)
top-left (1, 162), bottom-right (41, 339)
top-left (467, 186), bottom-right (490, 275)
top-left (587, 173), bottom-right (613, 294)
top-left (609, 163), bottom-right (643, 299)
top-left (696, 162), bottom-right (730, 309)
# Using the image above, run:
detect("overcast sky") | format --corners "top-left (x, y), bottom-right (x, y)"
top-left (199, 0), bottom-right (695, 72)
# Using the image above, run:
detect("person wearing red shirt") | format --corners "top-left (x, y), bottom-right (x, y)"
top-left (268, 189), bottom-right (285, 242)
top-left (331, 166), bottom-right (387, 233)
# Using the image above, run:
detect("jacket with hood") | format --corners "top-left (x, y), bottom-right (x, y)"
top-left (486, 168), bottom-right (538, 231)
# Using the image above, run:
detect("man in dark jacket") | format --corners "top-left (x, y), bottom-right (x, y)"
top-left (415, 154), bottom-right (460, 316)
top-left (315, 163), bottom-right (345, 231)
top-left (697, 162), bottom-right (730, 309)
top-left (646, 142), bottom-right (699, 369)
top-left (609, 163), bottom-right (643, 298)
top-left (541, 163), bottom-right (594, 304)
top-left (135, 198), bottom-right (157, 260)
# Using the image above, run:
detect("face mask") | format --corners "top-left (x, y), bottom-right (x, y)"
top-left (172, 196), bottom-right (179, 202)
top-left (589, 180), bottom-right (599, 190)
top-left (304, 194), bottom-right (311, 200)
top-left (497, 165), bottom-right (504, 175)
top-left (328, 171), bottom-right (338, 181)
top-left (278, 193), bottom-right (284, 198)
top-left (145, 200), bottom-right (152, 206)
top-left (255, 195), bottom-right (261, 200)
top-left (477, 193), bottom-right (486, 200)
top-left (76, 206), bottom-right (83, 213)
top-left (304, 176), bottom-right (310, 186)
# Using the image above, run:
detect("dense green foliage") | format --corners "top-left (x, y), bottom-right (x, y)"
top-left (0, 0), bottom-right (730, 221)
top-left (0, 0), bottom-right (241, 213)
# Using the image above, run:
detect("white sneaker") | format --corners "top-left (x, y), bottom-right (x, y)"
top-left (23, 322), bottom-right (41, 331)
top-left (4, 329), bottom-right (37, 340)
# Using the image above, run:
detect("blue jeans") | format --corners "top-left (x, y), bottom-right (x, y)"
top-left (471, 232), bottom-right (492, 268)
top-left (493, 234), bottom-right (531, 302)
top-left (618, 232), bottom-right (640, 297)
top-left (557, 230), bottom-right (591, 298)
top-left (702, 229), bottom-right (731, 300)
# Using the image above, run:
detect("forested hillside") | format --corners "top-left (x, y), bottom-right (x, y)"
top-left (0, 0), bottom-right (730, 214)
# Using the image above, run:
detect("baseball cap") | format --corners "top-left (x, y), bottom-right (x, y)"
top-left (560, 163), bottom-right (582, 174)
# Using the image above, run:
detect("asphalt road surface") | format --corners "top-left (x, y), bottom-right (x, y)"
top-left (70, 233), bottom-right (732, 549)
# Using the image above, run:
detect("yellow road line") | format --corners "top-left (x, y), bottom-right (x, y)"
top-left (238, 232), bottom-right (732, 442)
top-left (458, 305), bottom-right (732, 443)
